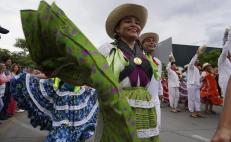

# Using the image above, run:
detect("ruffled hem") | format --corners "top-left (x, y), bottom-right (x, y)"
top-left (137, 128), bottom-right (159, 138)
top-left (127, 98), bottom-right (155, 108)
top-left (10, 73), bottom-right (99, 134)
top-left (45, 124), bottom-right (96, 142)
top-left (121, 87), bottom-right (157, 135)
top-left (10, 73), bottom-right (52, 130)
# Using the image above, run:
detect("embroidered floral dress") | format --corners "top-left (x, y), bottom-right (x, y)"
top-left (11, 73), bottom-right (98, 142)
top-left (104, 40), bottom-right (160, 142)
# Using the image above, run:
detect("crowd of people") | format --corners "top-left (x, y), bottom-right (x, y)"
top-left (0, 57), bottom-right (49, 122)
top-left (0, 1), bottom-right (231, 142)
top-left (160, 44), bottom-right (225, 117)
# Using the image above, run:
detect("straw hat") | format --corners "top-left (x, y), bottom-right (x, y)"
top-left (184, 64), bottom-right (189, 69)
top-left (106, 3), bottom-right (148, 39)
top-left (202, 62), bottom-right (211, 70)
top-left (139, 32), bottom-right (159, 44)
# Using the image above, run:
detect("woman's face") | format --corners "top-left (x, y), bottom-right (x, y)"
top-left (5, 59), bottom-right (12, 67)
top-left (205, 65), bottom-right (213, 73)
top-left (115, 16), bottom-right (141, 41)
top-left (13, 65), bottom-right (19, 72)
top-left (142, 37), bottom-right (157, 53)
top-left (171, 63), bottom-right (177, 70)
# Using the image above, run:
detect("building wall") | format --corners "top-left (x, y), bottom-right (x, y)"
top-left (156, 37), bottom-right (221, 67)
top-left (172, 44), bottom-right (221, 67)
top-left (154, 37), bottom-right (172, 65)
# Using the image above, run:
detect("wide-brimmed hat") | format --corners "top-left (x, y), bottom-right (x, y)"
top-left (184, 64), bottom-right (189, 69)
top-left (106, 3), bottom-right (148, 39)
top-left (202, 62), bottom-right (211, 70)
top-left (139, 32), bottom-right (159, 44)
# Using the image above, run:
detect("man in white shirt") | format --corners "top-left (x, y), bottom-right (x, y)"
top-left (218, 28), bottom-right (231, 98)
top-left (139, 32), bottom-right (163, 136)
top-left (187, 46), bottom-right (206, 118)
top-left (167, 59), bottom-right (180, 113)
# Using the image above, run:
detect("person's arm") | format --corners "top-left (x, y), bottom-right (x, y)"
top-left (188, 54), bottom-right (198, 71)
top-left (157, 60), bottom-right (163, 96)
top-left (32, 73), bottom-right (48, 79)
top-left (0, 74), bottom-right (11, 84)
top-left (158, 80), bottom-right (164, 101)
top-left (166, 62), bottom-right (171, 71)
top-left (218, 29), bottom-right (231, 65)
top-left (189, 45), bottom-right (206, 70)
top-left (211, 76), bottom-right (231, 142)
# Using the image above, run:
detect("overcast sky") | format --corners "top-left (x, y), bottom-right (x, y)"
top-left (0, 0), bottom-right (231, 52)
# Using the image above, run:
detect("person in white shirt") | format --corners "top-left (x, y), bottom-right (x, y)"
top-left (139, 32), bottom-right (163, 134)
top-left (187, 45), bottom-right (206, 118)
top-left (218, 28), bottom-right (231, 98)
top-left (167, 58), bottom-right (180, 113)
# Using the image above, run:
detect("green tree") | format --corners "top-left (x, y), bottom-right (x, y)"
top-left (199, 49), bottom-right (221, 67)
top-left (0, 48), bottom-right (11, 62)
top-left (0, 38), bottom-right (37, 68)
top-left (11, 52), bottom-right (37, 68)
top-left (14, 38), bottom-right (28, 55)
top-left (13, 38), bottom-right (37, 68)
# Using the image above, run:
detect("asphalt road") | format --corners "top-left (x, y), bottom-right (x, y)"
top-left (0, 105), bottom-right (222, 142)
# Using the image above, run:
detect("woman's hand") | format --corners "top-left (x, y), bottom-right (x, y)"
top-left (211, 128), bottom-right (231, 142)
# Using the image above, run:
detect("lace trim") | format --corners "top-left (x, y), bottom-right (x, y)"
top-left (55, 88), bottom-right (86, 96)
top-left (26, 74), bottom-right (53, 118)
top-left (54, 95), bottom-right (91, 110)
top-left (39, 79), bottom-right (54, 103)
top-left (137, 127), bottom-right (159, 138)
top-left (127, 98), bottom-right (157, 108)
top-left (52, 101), bottom-right (98, 127)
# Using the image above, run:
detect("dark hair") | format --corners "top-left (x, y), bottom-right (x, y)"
top-left (171, 62), bottom-right (176, 66)
top-left (11, 63), bottom-right (21, 75)
top-left (3, 57), bottom-right (11, 62)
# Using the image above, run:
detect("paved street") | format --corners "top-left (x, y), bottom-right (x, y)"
top-left (0, 105), bottom-right (222, 142)
top-left (160, 105), bottom-right (221, 142)
top-left (0, 112), bottom-right (47, 142)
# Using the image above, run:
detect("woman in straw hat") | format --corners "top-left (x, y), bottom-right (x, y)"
top-left (200, 63), bottom-right (223, 114)
top-left (97, 3), bottom-right (161, 141)
top-left (138, 32), bottom-right (163, 136)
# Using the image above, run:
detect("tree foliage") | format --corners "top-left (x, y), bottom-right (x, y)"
top-left (199, 49), bottom-right (221, 67)
top-left (14, 38), bottom-right (28, 55)
top-left (0, 48), bottom-right (11, 61)
top-left (0, 38), bottom-right (37, 68)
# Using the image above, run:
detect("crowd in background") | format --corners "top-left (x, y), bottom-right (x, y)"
top-left (0, 57), bottom-right (43, 123)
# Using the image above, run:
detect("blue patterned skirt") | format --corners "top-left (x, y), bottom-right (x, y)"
top-left (10, 73), bottom-right (98, 142)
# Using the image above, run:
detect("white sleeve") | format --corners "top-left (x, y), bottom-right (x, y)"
top-left (166, 62), bottom-right (171, 71)
top-left (218, 31), bottom-right (231, 65)
top-left (158, 80), bottom-right (163, 96)
top-left (188, 54), bottom-right (198, 70)
top-left (98, 42), bottom-right (114, 57)
top-left (158, 62), bottom-right (162, 76)
top-left (154, 58), bottom-right (163, 96)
